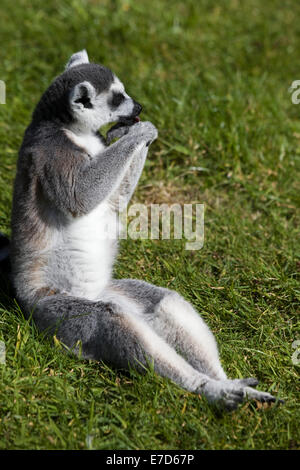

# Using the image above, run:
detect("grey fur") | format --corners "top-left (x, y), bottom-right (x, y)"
top-left (10, 51), bottom-right (282, 410)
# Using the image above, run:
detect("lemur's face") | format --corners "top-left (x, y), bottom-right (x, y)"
top-left (66, 50), bottom-right (142, 132)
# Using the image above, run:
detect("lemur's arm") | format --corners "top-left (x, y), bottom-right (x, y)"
top-left (106, 124), bottom-right (150, 210)
top-left (108, 143), bottom-right (148, 210)
top-left (40, 121), bottom-right (157, 216)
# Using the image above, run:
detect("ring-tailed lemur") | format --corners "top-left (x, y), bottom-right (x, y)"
top-left (6, 50), bottom-right (282, 410)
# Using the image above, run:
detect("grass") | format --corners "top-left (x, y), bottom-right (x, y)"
top-left (0, 0), bottom-right (299, 450)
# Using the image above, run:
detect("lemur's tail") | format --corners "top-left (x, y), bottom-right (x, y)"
top-left (0, 233), bottom-right (10, 281)
top-left (0, 233), bottom-right (9, 257)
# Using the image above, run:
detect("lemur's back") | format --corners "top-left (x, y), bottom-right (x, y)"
top-left (11, 122), bottom-right (117, 308)
top-left (11, 124), bottom-right (52, 307)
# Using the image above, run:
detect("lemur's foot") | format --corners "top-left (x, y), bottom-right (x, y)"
top-left (226, 378), bottom-right (284, 404)
top-left (231, 377), bottom-right (259, 387)
top-left (242, 386), bottom-right (284, 405)
top-left (200, 379), bottom-right (283, 411)
top-left (200, 379), bottom-right (244, 411)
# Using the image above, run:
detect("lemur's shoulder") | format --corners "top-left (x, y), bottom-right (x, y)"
top-left (18, 122), bottom-right (88, 175)
top-left (11, 122), bottom-right (91, 220)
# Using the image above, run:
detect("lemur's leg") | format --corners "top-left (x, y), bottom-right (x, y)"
top-left (110, 279), bottom-right (227, 380)
top-left (31, 293), bottom-right (248, 409)
top-left (32, 291), bottom-right (281, 408)
top-left (108, 279), bottom-right (281, 405)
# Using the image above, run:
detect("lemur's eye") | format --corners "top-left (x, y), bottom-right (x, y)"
top-left (111, 92), bottom-right (125, 107)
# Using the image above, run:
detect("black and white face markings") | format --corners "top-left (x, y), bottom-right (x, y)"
top-left (64, 51), bottom-right (142, 133)
top-left (69, 76), bottom-right (142, 133)
top-left (107, 77), bottom-right (142, 123)
top-left (110, 91), bottom-right (125, 108)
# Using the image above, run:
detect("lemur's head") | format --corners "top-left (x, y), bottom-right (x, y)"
top-left (33, 50), bottom-right (142, 132)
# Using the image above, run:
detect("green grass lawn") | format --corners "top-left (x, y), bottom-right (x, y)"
top-left (0, 0), bottom-right (299, 450)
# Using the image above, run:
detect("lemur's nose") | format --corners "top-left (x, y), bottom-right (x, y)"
top-left (133, 101), bottom-right (142, 116)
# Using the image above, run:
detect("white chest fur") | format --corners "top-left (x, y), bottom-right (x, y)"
top-left (57, 129), bottom-right (116, 300)
top-left (64, 129), bottom-right (105, 157)
top-left (65, 202), bottom-right (118, 300)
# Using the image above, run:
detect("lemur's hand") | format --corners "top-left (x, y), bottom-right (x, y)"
top-left (106, 122), bottom-right (131, 145)
top-left (127, 121), bottom-right (158, 147)
top-left (107, 121), bottom-right (158, 147)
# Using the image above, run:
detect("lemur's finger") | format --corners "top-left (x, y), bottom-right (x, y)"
top-left (234, 377), bottom-right (259, 388)
top-left (243, 387), bottom-right (284, 404)
top-left (224, 401), bottom-right (239, 411)
top-left (107, 126), bottom-right (130, 144)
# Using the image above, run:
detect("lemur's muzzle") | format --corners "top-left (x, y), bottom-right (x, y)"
top-left (118, 100), bottom-right (142, 126)
top-left (106, 101), bottom-right (142, 143)
top-left (132, 100), bottom-right (142, 119)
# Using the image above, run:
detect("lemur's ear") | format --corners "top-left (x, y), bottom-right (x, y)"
top-left (70, 81), bottom-right (96, 109)
top-left (65, 49), bottom-right (89, 70)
